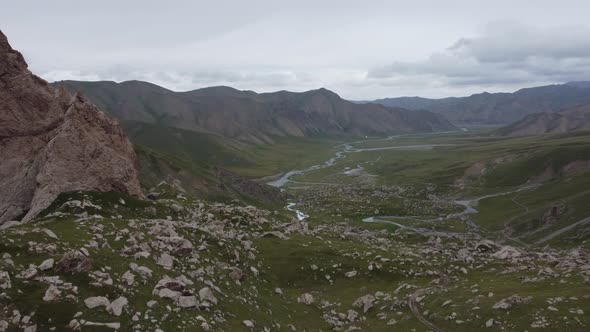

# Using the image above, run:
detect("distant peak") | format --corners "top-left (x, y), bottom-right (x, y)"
top-left (565, 81), bottom-right (590, 89)
top-left (310, 87), bottom-right (341, 99)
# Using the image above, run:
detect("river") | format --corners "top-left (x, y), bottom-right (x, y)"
top-left (267, 134), bottom-right (452, 221)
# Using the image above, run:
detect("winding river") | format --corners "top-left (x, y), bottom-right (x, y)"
top-left (267, 132), bottom-right (540, 238)
top-left (267, 134), bottom-right (453, 221)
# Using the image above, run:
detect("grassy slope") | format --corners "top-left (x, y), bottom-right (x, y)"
top-left (4, 190), bottom-right (589, 331)
top-left (124, 121), bottom-right (341, 179)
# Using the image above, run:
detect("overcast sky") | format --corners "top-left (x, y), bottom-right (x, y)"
top-left (2, 0), bottom-right (590, 99)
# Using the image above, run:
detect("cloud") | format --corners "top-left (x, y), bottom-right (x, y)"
top-left (6, 1), bottom-right (590, 99)
top-left (368, 21), bottom-right (590, 88)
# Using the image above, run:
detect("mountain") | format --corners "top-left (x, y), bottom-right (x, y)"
top-left (371, 96), bottom-right (458, 110)
top-left (0, 30), bottom-right (143, 223)
top-left (495, 104), bottom-right (590, 136)
top-left (371, 82), bottom-right (590, 126)
top-left (53, 81), bottom-right (455, 143)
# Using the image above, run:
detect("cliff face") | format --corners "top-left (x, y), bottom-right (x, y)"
top-left (0, 30), bottom-right (144, 223)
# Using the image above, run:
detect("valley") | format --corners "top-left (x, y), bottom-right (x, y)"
top-left (267, 130), bottom-right (590, 247)
top-left (1, 24), bottom-right (590, 332)
top-left (4, 126), bottom-right (590, 331)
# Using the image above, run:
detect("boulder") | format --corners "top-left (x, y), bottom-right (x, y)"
top-left (198, 287), bottom-right (218, 305)
top-left (176, 296), bottom-right (198, 308)
top-left (42, 285), bottom-right (61, 302)
top-left (38, 258), bottom-right (54, 271)
top-left (492, 246), bottom-right (523, 260)
top-left (298, 293), bottom-right (315, 305)
top-left (353, 294), bottom-right (375, 313)
top-left (493, 294), bottom-right (532, 310)
top-left (228, 267), bottom-right (245, 281)
top-left (345, 270), bottom-right (358, 278)
top-left (157, 253), bottom-right (174, 270)
top-left (121, 271), bottom-right (135, 286)
top-left (55, 251), bottom-right (92, 273)
top-left (0, 271), bottom-right (11, 289)
top-left (106, 296), bottom-right (128, 316)
top-left (84, 296), bottom-right (110, 309)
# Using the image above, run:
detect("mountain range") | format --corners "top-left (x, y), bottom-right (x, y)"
top-left (495, 103), bottom-right (590, 136)
top-left (53, 80), bottom-right (455, 144)
top-left (370, 82), bottom-right (590, 126)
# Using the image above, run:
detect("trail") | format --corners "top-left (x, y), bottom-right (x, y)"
top-left (500, 188), bottom-right (590, 246)
top-left (362, 216), bottom-right (463, 238)
top-left (364, 185), bottom-right (538, 234)
top-left (497, 193), bottom-right (531, 246)
top-left (409, 289), bottom-right (445, 332)
top-left (534, 216), bottom-right (590, 244)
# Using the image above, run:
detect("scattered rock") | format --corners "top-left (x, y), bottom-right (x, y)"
top-left (492, 246), bottom-right (523, 260)
top-left (176, 296), bottom-right (198, 308)
top-left (38, 258), bottom-right (54, 271)
top-left (157, 253), bottom-right (174, 270)
top-left (84, 296), bottom-right (110, 309)
top-left (42, 228), bottom-right (59, 239)
top-left (298, 293), bottom-right (315, 305)
top-left (345, 270), bottom-right (358, 278)
top-left (42, 285), bottom-right (61, 302)
top-left (493, 294), bottom-right (532, 310)
top-left (0, 271), bottom-right (11, 289)
top-left (121, 271), bottom-right (135, 286)
top-left (229, 267), bottom-right (244, 282)
top-left (353, 294), bottom-right (375, 313)
top-left (106, 296), bottom-right (128, 316)
top-left (198, 287), bottom-right (218, 305)
top-left (249, 266), bottom-right (259, 276)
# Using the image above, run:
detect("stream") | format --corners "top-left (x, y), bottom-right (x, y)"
top-left (286, 202), bottom-right (309, 221)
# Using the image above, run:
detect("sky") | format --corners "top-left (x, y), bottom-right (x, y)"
top-left (2, 0), bottom-right (590, 99)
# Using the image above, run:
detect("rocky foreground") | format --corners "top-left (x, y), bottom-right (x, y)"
top-left (0, 182), bottom-right (589, 331)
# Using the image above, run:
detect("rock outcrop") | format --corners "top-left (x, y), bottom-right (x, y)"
top-left (0, 30), bottom-right (143, 223)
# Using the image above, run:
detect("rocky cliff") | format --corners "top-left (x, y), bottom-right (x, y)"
top-left (0, 30), bottom-right (144, 223)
